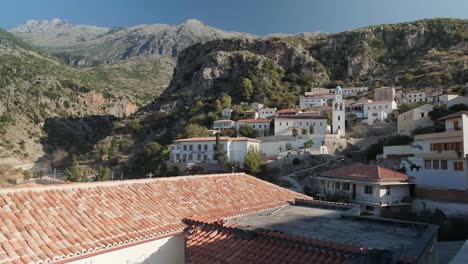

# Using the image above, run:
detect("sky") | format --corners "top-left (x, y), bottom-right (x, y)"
top-left (1, 0), bottom-right (468, 35)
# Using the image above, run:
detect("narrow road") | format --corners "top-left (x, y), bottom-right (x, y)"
top-left (278, 158), bottom-right (345, 193)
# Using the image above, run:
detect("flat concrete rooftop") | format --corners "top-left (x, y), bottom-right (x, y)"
top-left (227, 205), bottom-right (423, 253)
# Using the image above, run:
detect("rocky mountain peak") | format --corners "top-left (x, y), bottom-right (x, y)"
top-left (12, 18), bottom-right (72, 33)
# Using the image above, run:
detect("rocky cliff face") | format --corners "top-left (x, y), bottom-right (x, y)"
top-left (10, 19), bottom-right (253, 65)
top-left (308, 18), bottom-right (468, 86)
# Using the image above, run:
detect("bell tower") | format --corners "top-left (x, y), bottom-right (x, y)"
top-left (332, 86), bottom-right (345, 136)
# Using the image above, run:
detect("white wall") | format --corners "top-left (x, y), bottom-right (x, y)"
top-left (405, 157), bottom-right (467, 190)
top-left (259, 136), bottom-right (322, 155)
top-left (382, 145), bottom-right (422, 158)
top-left (69, 234), bottom-right (184, 264)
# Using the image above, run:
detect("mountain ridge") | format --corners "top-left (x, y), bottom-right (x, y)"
top-left (10, 18), bottom-right (254, 65)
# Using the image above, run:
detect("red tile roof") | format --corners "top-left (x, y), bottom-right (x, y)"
top-left (237, 119), bottom-right (271, 123)
top-left (277, 108), bottom-right (300, 114)
top-left (174, 136), bottom-right (261, 143)
top-left (0, 173), bottom-right (309, 263)
top-left (185, 220), bottom-right (366, 264)
top-left (320, 165), bottom-right (409, 182)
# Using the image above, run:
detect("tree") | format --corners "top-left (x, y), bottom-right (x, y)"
top-left (304, 140), bottom-right (314, 149)
top-left (95, 167), bottom-right (112, 181)
top-left (292, 128), bottom-right (299, 137)
top-left (301, 128), bottom-right (308, 135)
top-left (144, 142), bottom-right (162, 159)
top-left (239, 125), bottom-right (258, 138)
top-left (214, 100), bottom-right (222, 113)
top-left (220, 95), bottom-right (232, 108)
top-left (127, 120), bottom-right (142, 134)
top-left (244, 148), bottom-right (263, 175)
top-left (309, 124), bottom-right (315, 134)
top-left (182, 124), bottom-right (210, 138)
top-left (214, 133), bottom-right (228, 163)
top-left (65, 155), bottom-right (85, 182)
top-left (240, 78), bottom-right (254, 100)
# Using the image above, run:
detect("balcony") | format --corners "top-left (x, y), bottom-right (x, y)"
top-left (414, 130), bottom-right (462, 141)
top-left (354, 193), bottom-right (409, 206)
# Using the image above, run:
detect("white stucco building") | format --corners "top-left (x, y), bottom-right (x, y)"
top-left (169, 136), bottom-right (261, 164)
top-left (258, 108), bottom-right (276, 119)
top-left (236, 119), bottom-right (271, 136)
top-left (274, 114), bottom-right (328, 136)
top-left (221, 108), bottom-right (233, 119)
top-left (340, 87), bottom-right (369, 97)
top-left (318, 165), bottom-right (413, 216)
top-left (402, 111), bottom-right (468, 203)
top-left (434, 93), bottom-right (459, 105)
top-left (251, 102), bottom-right (264, 111)
top-left (299, 96), bottom-right (327, 110)
top-left (213, 120), bottom-right (236, 130)
top-left (397, 104), bottom-right (434, 135)
top-left (363, 101), bottom-right (398, 124)
top-left (402, 91), bottom-right (427, 103)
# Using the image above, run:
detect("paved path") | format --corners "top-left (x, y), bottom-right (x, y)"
top-left (278, 159), bottom-right (345, 193)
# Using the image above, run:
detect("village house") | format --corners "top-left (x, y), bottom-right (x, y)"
top-left (402, 90), bottom-right (427, 103)
top-left (257, 107), bottom-right (276, 119)
top-left (274, 114), bottom-right (328, 136)
top-left (212, 119), bottom-right (236, 130)
top-left (221, 108), bottom-right (233, 119)
top-left (243, 110), bottom-right (258, 119)
top-left (251, 102), bottom-right (264, 111)
top-left (397, 104), bottom-right (434, 135)
top-left (363, 100), bottom-right (398, 124)
top-left (401, 111), bottom-right (468, 203)
top-left (299, 95), bottom-right (327, 110)
top-left (236, 118), bottom-right (271, 136)
top-left (169, 136), bottom-right (260, 164)
top-left (304, 87), bottom-right (332, 95)
top-left (434, 93), bottom-right (459, 105)
top-left (276, 108), bottom-right (301, 116)
top-left (340, 86), bottom-right (369, 97)
top-left (0, 173), bottom-right (438, 263)
top-left (318, 165), bottom-right (414, 216)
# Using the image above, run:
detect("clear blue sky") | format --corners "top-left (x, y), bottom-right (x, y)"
top-left (1, 0), bottom-right (467, 35)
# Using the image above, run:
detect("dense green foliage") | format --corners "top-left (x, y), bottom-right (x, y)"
top-left (244, 148), bottom-right (263, 175)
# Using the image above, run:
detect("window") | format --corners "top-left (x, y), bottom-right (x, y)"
top-left (372, 113), bottom-right (378, 117)
top-left (430, 142), bottom-right (463, 152)
top-left (188, 154), bottom-right (193, 161)
top-left (189, 145), bottom-right (193, 151)
top-left (204, 144), bottom-right (208, 151)
top-left (454, 161), bottom-right (464, 171)
top-left (433, 160), bottom-right (440, 170)
top-left (197, 154), bottom-right (201, 160)
top-left (365, 206), bottom-right (374, 212)
top-left (183, 145), bottom-right (187, 151)
top-left (327, 181), bottom-right (330, 188)
top-left (279, 122), bottom-right (282, 126)
top-left (420, 113), bottom-right (425, 118)
top-left (342, 183), bottom-right (350, 191)
top-left (338, 116), bottom-right (340, 121)
top-left (335, 182), bottom-right (341, 190)
top-left (253, 125), bottom-right (256, 128)
top-left (198, 144), bottom-right (202, 151)
top-left (203, 155), bottom-right (208, 161)
top-left (385, 105), bottom-right (388, 109)
top-left (385, 186), bottom-right (390, 195)
top-left (424, 160), bottom-right (432, 170)
top-left (454, 120), bottom-right (460, 130)
top-left (441, 160), bottom-right (448, 170)
top-left (364, 185), bottom-right (373, 194)
top-left (320, 180), bottom-right (325, 186)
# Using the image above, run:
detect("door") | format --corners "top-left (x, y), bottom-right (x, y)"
top-left (352, 184), bottom-right (356, 200)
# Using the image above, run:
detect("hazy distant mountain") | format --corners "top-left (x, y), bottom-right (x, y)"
top-left (10, 18), bottom-right (254, 65)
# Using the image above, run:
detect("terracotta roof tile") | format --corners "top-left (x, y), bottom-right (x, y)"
top-left (185, 220), bottom-right (366, 264)
top-left (0, 173), bottom-right (309, 263)
top-left (237, 119), bottom-right (271, 123)
top-left (321, 165), bottom-right (409, 182)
